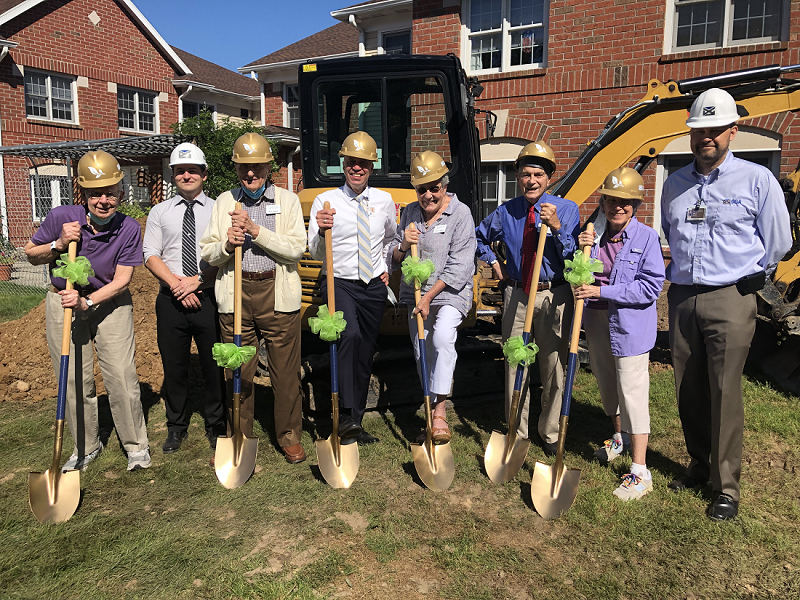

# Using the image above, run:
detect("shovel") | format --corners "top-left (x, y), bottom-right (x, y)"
top-left (29, 241), bottom-right (81, 524)
top-left (408, 225), bottom-right (455, 491)
top-left (215, 202), bottom-right (258, 489)
top-left (530, 223), bottom-right (594, 519)
top-left (315, 201), bottom-right (359, 488)
top-left (485, 223), bottom-right (549, 484)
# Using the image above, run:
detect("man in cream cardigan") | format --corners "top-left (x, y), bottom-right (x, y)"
top-left (200, 133), bottom-right (307, 464)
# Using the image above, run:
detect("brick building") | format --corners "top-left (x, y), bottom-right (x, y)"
top-left (243, 0), bottom-right (799, 232)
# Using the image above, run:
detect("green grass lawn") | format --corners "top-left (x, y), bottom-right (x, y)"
top-left (0, 368), bottom-right (798, 600)
top-left (0, 291), bottom-right (45, 322)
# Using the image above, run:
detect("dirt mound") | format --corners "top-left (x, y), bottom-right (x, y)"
top-left (0, 218), bottom-right (164, 403)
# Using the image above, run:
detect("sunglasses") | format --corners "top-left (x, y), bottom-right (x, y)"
top-left (415, 184), bottom-right (442, 195)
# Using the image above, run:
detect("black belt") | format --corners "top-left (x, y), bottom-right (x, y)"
top-left (242, 269), bottom-right (275, 280)
top-left (508, 278), bottom-right (566, 291)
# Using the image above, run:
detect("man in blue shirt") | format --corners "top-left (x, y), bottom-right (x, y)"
top-left (661, 88), bottom-right (792, 520)
top-left (476, 141), bottom-right (580, 455)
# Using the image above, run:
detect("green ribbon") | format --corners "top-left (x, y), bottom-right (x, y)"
top-left (52, 254), bottom-right (94, 286)
top-left (564, 250), bottom-right (603, 286)
top-left (401, 256), bottom-right (436, 287)
top-left (211, 343), bottom-right (257, 369)
top-left (502, 336), bottom-right (539, 369)
top-left (308, 304), bottom-right (347, 342)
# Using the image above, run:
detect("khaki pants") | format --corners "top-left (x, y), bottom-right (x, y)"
top-left (502, 283), bottom-right (572, 444)
top-left (45, 290), bottom-right (148, 457)
top-left (219, 278), bottom-right (303, 447)
top-left (668, 284), bottom-right (756, 502)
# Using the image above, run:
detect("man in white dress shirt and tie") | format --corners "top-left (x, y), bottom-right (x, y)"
top-left (308, 131), bottom-right (395, 444)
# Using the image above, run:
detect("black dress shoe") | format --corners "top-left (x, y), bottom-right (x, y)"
top-left (354, 430), bottom-right (379, 445)
top-left (338, 415), bottom-right (362, 438)
top-left (708, 493), bottom-right (739, 521)
top-left (668, 473), bottom-right (707, 492)
top-left (162, 430), bottom-right (188, 453)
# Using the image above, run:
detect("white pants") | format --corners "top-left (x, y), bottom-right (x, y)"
top-left (583, 308), bottom-right (650, 434)
top-left (408, 304), bottom-right (463, 398)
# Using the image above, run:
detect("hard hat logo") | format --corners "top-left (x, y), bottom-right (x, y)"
top-left (611, 176), bottom-right (624, 188)
top-left (353, 139), bottom-right (364, 151)
top-left (88, 166), bottom-right (105, 179)
top-left (417, 165), bottom-right (431, 176)
top-left (243, 143), bottom-right (255, 154)
top-left (703, 106), bottom-right (715, 116)
top-left (178, 149), bottom-right (191, 159)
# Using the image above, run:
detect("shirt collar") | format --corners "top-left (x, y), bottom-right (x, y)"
top-left (236, 184), bottom-right (275, 204)
top-left (344, 184), bottom-right (369, 201)
top-left (178, 191), bottom-right (208, 206)
top-left (441, 192), bottom-right (458, 216)
top-left (691, 149), bottom-right (734, 181)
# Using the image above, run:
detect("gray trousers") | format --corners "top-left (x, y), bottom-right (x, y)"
top-left (45, 290), bottom-right (149, 457)
top-left (668, 284), bottom-right (756, 502)
top-left (502, 283), bottom-right (572, 444)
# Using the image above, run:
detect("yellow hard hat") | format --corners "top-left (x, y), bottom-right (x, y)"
top-left (599, 167), bottom-right (644, 201)
top-left (515, 141), bottom-right (556, 174)
top-left (76, 150), bottom-right (124, 189)
top-left (339, 131), bottom-right (378, 162)
top-left (410, 151), bottom-right (449, 186)
top-left (232, 132), bottom-right (273, 164)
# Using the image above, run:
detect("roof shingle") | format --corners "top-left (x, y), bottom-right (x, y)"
top-left (172, 46), bottom-right (260, 97)
top-left (242, 22), bottom-right (358, 68)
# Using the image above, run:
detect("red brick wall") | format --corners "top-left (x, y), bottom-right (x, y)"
top-left (0, 0), bottom-right (181, 238)
top-left (412, 0), bottom-right (800, 227)
top-left (263, 89), bottom-right (284, 127)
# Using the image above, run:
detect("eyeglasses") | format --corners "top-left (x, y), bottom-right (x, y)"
top-left (86, 191), bottom-right (119, 201)
top-left (415, 184), bottom-right (442, 195)
top-left (603, 197), bottom-right (635, 208)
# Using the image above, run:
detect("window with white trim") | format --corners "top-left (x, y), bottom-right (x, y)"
top-left (182, 101), bottom-right (199, 119)
top-left (284, 84), bottom-right (300, 129)
top-left (481, 162), bottom-right (519, 220)
top-left (382, 30), bottom-right (411, 55)
top-left (464, 0), bottom-right (548, 74)
top-left (669, 0), bottom-right (786, 52)
top-left (24, 71), bottom-right (76, 123)
top-left (118, 88), bottom-right (157, 133)
top-left (30, 169), bottom-right (71, 222)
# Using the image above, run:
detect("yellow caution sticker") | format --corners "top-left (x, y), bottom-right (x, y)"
top-left (303, 64), bottom-right (317, 72)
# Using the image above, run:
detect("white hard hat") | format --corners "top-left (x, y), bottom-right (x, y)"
top-left (169, 142), bottom-right (207, 167)
top-left (686, 88), bottom-right (739, 129)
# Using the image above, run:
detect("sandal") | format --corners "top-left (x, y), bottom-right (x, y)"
top-left (432, 416), bottom-right (451, 444)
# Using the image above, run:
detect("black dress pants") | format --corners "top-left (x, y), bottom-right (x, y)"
top-left (156, 290), bottom-right (226, 437)
top-left (320, 276), bottom-right (387, 424)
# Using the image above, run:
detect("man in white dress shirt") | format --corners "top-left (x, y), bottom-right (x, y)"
top-left (308, 131), bottom-right (395, 444)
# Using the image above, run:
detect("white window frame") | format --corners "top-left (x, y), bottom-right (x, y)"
top-left (379, 29), bottom-right (412, 55)
top-left (24, 69), bottom-right (78, 124)
top-left (29, 166), bottom-right (71, 223)
top-left (480, 160), bottom-right (519, 220)
top-left (180, 99), bottom-right (216, 122)
top-left (283, 84), bottom-right (300, 129)
top-left (117, 87), bottom-right (159, 134)
top-left (462, 0), bottom-right (549, 75)
top-left (664, 0), bottom-right (790, 54)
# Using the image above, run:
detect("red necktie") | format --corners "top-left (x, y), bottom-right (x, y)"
top-left (521, 204), bottom-right (538, 294)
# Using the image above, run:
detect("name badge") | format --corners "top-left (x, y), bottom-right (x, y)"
top-left (686, 206), bottom-right (706, 222)
top-left (631, 247), bottom-right (643, 254)
top-left (433, 224), bottom-right (447, 234)
top-left (264, 204), bottom-right (281, 215)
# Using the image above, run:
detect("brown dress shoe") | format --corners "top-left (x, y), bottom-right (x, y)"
top-left (282, 443), bottom-right (306, 464)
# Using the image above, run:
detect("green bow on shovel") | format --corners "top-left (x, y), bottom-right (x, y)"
top-left (401, 255), bottom-right (436, 287)
top-left (309, 304), bottom-right (347, 342)
top-left (52, 254), bottom-right (94, 286)
top-left (502, 336), bottom-right (539, 369)
top-left (211, 343), bottom-right (257, 370)
top-left (564, 250), bottom-right (603, 286)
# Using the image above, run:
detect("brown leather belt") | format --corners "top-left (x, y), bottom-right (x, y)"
top-left (508, 279), bottom-right (566, 291)
top-left (241, 269), bottom-right (275, 281)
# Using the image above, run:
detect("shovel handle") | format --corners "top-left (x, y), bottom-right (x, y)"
top-left (323, 201), bottom-right (335, 312)
top-left (234, 202), bottom-right (243, 339)
top-left (522, 222), bottom-right (549, 334)
top-left (409, 223), bottom-right (425, 341)
top-left (60, 241), bottom-right (78, 357)
top-left (569, 222), bottom-right (593, 355)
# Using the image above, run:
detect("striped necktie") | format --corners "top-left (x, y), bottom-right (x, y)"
top-left (181, 199), bottom-right (198, 277)
top-left (356, 194), bottom-right (373, 284)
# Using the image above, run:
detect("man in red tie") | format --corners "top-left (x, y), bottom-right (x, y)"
top-left (475, 142), bottom-right (580, 455)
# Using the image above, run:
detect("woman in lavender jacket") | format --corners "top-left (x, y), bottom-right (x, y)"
top-left (573, 167), bottom-right (665, 501)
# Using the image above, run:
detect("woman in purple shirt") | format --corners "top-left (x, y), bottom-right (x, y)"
top-left (573, 167), bottom-right (665, 501)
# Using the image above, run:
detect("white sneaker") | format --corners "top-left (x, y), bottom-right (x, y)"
top-left (127, 447), bottom-right (151, 471)
top-left (613, 473), bottom-right (653, 501)
top-left (593, 438), bottom-right (626, 465)
top-left (62, 443), bottom-right (103, 472)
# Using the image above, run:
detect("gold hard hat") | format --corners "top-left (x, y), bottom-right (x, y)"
top-left (410, 151), bottom-right (449, 186)
top-left (515, 141), bottom-right (556, 174)
top-left (339, 131), bottom-right (378, 162)
top-left (232, 132), bottom-right (274, 164)
top-left (77, 150), bottom-right (124, 189)
top-left (599, 167), bottom-right (645, 201)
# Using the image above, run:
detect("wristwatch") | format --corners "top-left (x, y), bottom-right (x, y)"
top-left (198, 272), bottom-right (206, 284)
top-left (50, 241), bottom-right (59, 251)
top-left (85, 297), bottom-right (94, 310)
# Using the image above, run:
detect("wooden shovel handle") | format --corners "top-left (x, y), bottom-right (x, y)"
top-left (234, 202), bottom-right (242, 338)
top-left (60, 241), bottom-right (78, 356)
top-left (323, 201), bottom-right (335, 312)
top-left (408, 223), bottom-right (425, 341)
top-left (522, 222), bottom-right (549, 334)
top-left (569, 222), bottom-right (594, 354)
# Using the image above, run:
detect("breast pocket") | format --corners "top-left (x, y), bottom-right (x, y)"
top-left (712, 204), bottom-right (753, 237)
top-left (612, 254), bottom-right (641, 284)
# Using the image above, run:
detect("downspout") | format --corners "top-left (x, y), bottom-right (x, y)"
top-left (0, 47), bottom-right (8, 62)
top-left (349, 15), bottom-right (365, 57)
top-left (178, 84), bottom-right (193, 121)
top-left (0, 103), bottom-right (7, 240)
top-left (260, 82), bottom-right (266, 126)
top-left (287, 144), bottom-right (300, 193)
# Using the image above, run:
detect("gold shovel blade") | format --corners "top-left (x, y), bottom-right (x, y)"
top-left (484, 430), bottom-right (531, 485)
top-left (411, 442), bottom-right (455, 491)
top-left (530, 460), bottom-right (581, 520)
top-left (28, 469), bottom-right (80, 524)
top-left (315, 437), bottom-right (359, 489)
top-left (214, 435), bottom-right (259, 489)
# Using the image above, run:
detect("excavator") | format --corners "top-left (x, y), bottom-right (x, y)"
top-left (294, 56), bottom-right (800, 349)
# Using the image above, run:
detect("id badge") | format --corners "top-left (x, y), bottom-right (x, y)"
top-left (686, 206), bottom-right (706, 222)
top-left (264, 204), bottom-right (281, 215)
